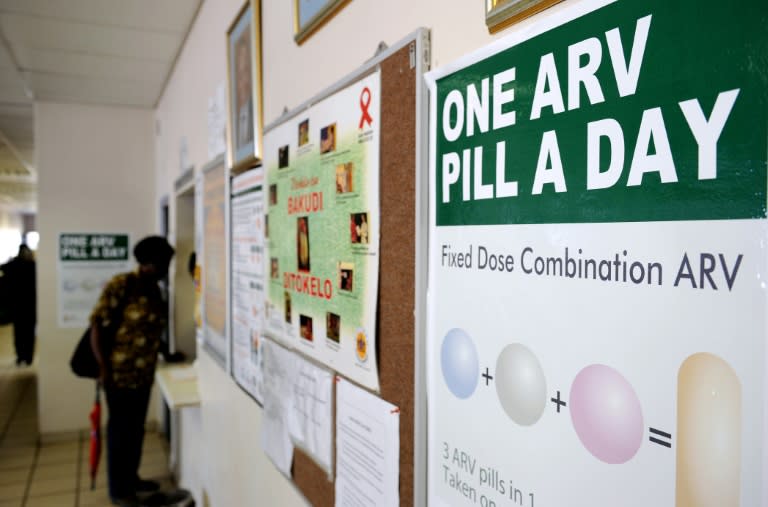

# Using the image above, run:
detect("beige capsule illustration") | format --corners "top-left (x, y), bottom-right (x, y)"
top-left (676, 352), bottom-right (741, 507)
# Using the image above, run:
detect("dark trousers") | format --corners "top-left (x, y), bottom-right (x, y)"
top-left (105, 385), bottom-right (152, 498)
top-left (13, 318), bottom-right (35, 364)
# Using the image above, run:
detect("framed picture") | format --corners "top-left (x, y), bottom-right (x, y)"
top-left (226, 0), bottom-right (263, 172)
top-left (485, 0), bottom-right (562, 33)
top-left (294, 0), bottom-right (349, 44)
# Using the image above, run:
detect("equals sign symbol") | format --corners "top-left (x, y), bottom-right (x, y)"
top-left (649, 427), bottom-right (672, 448)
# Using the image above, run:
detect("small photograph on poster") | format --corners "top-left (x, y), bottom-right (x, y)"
top-left (284, 291), bottom-right (292, 323)
top-left (320, 123), bottom-right (336, 154)
top-left (355, 329), bottom-right (369, 363)
top-left (269, 184), bottom-right (277, 206)
top-left (250, 331), bottom-right (260, 363)
top-left (338, 262), bottom-right (354, 292)
top-left (326, 312), bottom-right (340, 343)
top-left (265, 214), bottom-right (269, 238)
top-left (298, 119), bottom-right (309, 146)
top-left (283, 291), bottom-right (292, 324)
top-left (335, 162), bottom-right (354, 194)
top-left (270, 257), bottom-right (279, 279)
top-left (350, 213), bottom-right (369, 244)
top-left (278, 145), bottom-right (289, 168)
top-left (300, 314), bottom-right (313, 342)
top-left (297, 216), bottom-right (311, 272)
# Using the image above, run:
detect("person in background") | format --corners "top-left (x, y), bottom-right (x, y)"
top-left (187, 251), bottom-right (196, 279)
top-left (1, 244), bottom-right (36, 366)
top-left (89, 236), bottom-right (183, 507)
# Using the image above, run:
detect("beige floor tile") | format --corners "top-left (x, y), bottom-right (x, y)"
top-left (0, 465), bottom-right (31, 485)
top-left (0, 480), bottom-right (26, 500)
top-left (13, 412), bottom-right (37, 422)
top-left (0, 435), bottom-right (38, 447)
top-left (39, 441), bottom-right (79, 452)
top-left (5, 423), bottom-right (37, 438)
top-left (138, 451), bottom-right (168, 466)
top-left (142, 436), bottom-right (167, 449)
top-left (27, 475), bottom-right (76, 497)
top-left (33, 461), bottom-right (78, 480)
top-left (137, 464), bottom-right (171, 481)
top-left (24, 492), bottom-right (76, 507)
top-left (79, 458), bottom-right (107, 475)
top-left (141, 439), bottom-right (167, 451)
top-left (0, 452), bottom-right (34, 469)
top-left (81, 460), bottom-right (107, 475)
top-left (0, 445), bottom-right (36, 460)
top-left (81, 471), bottom-right (108, 492)
top-left (141, 447), bottom-right (167, 460)
top-left (142, 434), bottom-right (168, 447)
top-left (8, 417), bottom-right (38, 428)
top-left (37, 446), bottom-right (78, 466)
top-left (78, 484), bottom-right (110, 504)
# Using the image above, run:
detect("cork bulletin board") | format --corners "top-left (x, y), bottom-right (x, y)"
top-left (260, 29), bottom-right (430, 506)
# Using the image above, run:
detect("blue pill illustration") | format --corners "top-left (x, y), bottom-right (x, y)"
top-left (441, 328), bottom-right (479, 399)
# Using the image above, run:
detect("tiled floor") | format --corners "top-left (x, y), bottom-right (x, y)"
top-left (0, 326), bottom-right (175, 506)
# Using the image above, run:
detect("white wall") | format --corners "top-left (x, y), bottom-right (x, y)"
top-left (155, 0), bottom-right (578, 505)
top-left (0, 210), bottom-right (24, 263)
top-left (36, 102), bottom-right (155, 434)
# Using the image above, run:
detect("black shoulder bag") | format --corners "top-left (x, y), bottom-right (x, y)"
top-left (70, 276), bottom-right (133, 378)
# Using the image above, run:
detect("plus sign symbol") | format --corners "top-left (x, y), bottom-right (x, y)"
top-left (481, 367), bottom-right (493, 386)
top-left (551, 390), bottom-right (567, 413)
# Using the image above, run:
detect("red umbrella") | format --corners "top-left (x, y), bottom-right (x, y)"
top-left (88, 382), bottom-right (103, 490)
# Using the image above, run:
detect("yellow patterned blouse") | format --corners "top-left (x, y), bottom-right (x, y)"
top-left (90, 271), bottom-right (167, 389)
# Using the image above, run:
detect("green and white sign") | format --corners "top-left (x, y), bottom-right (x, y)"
top-left (426, 0), bottom-right (766, 506)
top-left (265, 71), bottom-right (381, 391)
top-left (58, 233), bottom-right (131, 327)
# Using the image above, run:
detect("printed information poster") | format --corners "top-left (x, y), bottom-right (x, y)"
top-left (58, 233), bottom-right (131, 327)
top-left (203, 161), bottom-right (228, 365)
top-left (426, 1), bottom-right (767, 506)
top-left (231, 167), bottom-right (266, 402)
top-left (264, 71), bottom-right (381, 391)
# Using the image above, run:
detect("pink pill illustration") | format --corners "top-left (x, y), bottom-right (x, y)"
top-left (569, 364), bottom-right (644, 464)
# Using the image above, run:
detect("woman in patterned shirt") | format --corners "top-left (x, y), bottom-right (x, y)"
top-left (90, 236), bottom-right (176, 507)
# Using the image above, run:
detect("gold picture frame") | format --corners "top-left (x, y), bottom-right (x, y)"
top-left (226, 0), bottom-right (263, 173)
top-left (485, 0), bottom-right (563, 33)
top-left (294, 0), bottom-right (350, 45)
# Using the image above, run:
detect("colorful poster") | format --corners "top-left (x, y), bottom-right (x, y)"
top-left (194, 175), bottom-right (204, 342)
top-left (264, 71), bottom-right (381, 391)
top-left (426, 1), bottom-right (767, 506)
top-left (203, 161), bottom-right (228, 365)
top-left (231, 167), bottom-right (266, 402)
top-left (58, 233), bottom-right (131, 327)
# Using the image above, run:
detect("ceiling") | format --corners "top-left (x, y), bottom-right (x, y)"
top-left (0, 0), bottom-right (202, 214)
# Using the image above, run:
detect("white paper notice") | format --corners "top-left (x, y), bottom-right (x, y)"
top-left (207, 81), bottom-right (226, 160)
top-left (335, 378), bottom-right (399, 507)
top-left (260, 339), bottom-right (295, 477)
top-left (287, 356), bottom-right (333, 475)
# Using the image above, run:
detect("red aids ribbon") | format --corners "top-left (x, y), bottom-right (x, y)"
top-left (359, 87), bottom-right (373, 129)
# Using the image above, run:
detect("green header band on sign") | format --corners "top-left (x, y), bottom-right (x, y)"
top-left (432, 0), bottom-right (767, 226)
top-left (59, 234), bottom-right (130, 261)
